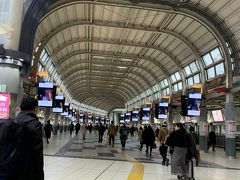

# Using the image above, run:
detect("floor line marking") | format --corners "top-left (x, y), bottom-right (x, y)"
top-left (94, 161), bottom-right (116, 180)
top-left (116, 148), bottom-right (144, 180)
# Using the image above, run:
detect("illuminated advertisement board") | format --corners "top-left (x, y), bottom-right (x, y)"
top-left (0, 93), bottom-right (11, 119)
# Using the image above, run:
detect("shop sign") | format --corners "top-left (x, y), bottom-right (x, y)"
top-left (0, 93), bottom-right (11, 119)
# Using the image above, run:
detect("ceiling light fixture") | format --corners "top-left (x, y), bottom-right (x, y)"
top-left (117, 66), bottom-right (128, 69)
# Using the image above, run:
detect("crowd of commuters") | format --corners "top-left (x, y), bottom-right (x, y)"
top-left (1, 97), bottom-right (219, 180)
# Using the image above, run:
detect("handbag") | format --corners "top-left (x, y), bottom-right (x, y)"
top-left (151, 143), bottom-right (157, 149)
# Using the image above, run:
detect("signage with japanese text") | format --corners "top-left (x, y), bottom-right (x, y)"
top-left (227, 120), bottom-right (236, 134)
top-left (0, 93), bottom-right (11, 119)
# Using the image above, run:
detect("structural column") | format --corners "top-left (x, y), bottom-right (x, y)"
top-left (167, 106), bottom-right (174, 131)
top-left (199, 97), bottom-right (208, 152)
top-left (44, 108), bottom-right (51, 124)
top-left (225, 93), bottom-right (236, 159)
top-left (53, 113), bottom-right (59, 135)
top-left (59, 116), bottom-right (64, 133)
top-left (64, 117), bottom-right (68, 132)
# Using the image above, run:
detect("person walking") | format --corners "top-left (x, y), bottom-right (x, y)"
top-left (44, 120), bottom-right (53, 144)
top-left (208, 129), bottom-right (216, 151)
top-left (119, 124), bottom-right (129, 149)
top-left (80, 122), bottom-right (87, 140)
top-left (88, 124), bottom-right (93, 134)
top-left (146, 125), bottom-right (155, 156)
top-left (138, 126), bottom-right (144, 151)
top-left (166, 123), bottom-right (192, 180)
top-left (130, 125), bottom-right (135, 137)
top-left (143, 125), bottom-right (155, 156)
top-left (98, 123), bottom-right (105, 143)
top-left (2, 98), bottom-right (44, 180)
top-left (107, 121), bottom-right (117, 147)
top-left (69, 122), bottom-right (74, 136)
top-left (75, 122), bottom-right (80, 135)
top-left (158, 121), bottom-right (170, 166)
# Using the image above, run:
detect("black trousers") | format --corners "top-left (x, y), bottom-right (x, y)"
top-left (99, 133), bottom-right (103, 142)
top-left (159, 144), bottom-right (168, 162)
top-left (109, 135), bottom-right (115, 146)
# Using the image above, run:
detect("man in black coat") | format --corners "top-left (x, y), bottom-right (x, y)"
top-left (208, 130), bottom-right (216, 151)
top-left (44, 120), bottom-right (52, 143)
top-left (12, 98), bottom-right (44, 180)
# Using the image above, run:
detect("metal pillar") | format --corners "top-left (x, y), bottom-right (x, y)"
top-left (225, 93), bottom-right (236, 159)
top-left (64, 117), bottom-right (68, 132)
top-left (53, 113), bottom-right (59, 135)
top-left (44, 108), bottom-right (51, 124)
top-left (168, 106), bottom-right (174, 131)
top-left (199, 98), bottom-right (208, 152)
top-left (59, 116), bottom-right (64, 133)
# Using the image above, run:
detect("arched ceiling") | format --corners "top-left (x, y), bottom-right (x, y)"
top-left (31, 0), bottom-right (240, 112)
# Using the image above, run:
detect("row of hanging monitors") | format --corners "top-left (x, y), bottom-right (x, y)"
top-left (119, 92), bottom-right (203, 123)
top-left (38, 82), bottom-right (76, 118)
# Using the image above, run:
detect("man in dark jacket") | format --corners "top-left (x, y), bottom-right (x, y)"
top-left (208, 130), bottom-right (216, 151)
top-left (44, 120), bottom-right (52, 143)
top-left (75, 121), bottom-right (80, 135)
top-left (12, 98), bottom-right (44, 180)
top-left (98, 123), bottom-right (105, 143)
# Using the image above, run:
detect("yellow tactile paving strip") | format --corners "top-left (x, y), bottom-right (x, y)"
top-left (117, 149), bottom-right (144, 180)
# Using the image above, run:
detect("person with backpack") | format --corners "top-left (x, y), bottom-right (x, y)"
top-left (119, 124), bottom-right (129, 149)
top-left (44, 120), bottom-right (53, 144)
top-left (0, 97), bottom-right (44, 180)
top-left (158, 121), bottom-right (170, 166)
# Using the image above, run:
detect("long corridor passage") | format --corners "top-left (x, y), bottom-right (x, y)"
top-left (44, 131), bottom-right (240, 180)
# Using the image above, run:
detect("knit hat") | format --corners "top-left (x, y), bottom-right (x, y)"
top-left (162, 121), bottom-right (167, 127)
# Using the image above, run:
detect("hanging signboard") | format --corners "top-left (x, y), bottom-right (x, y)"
top-left (0, 93), bottom-right (11, 119)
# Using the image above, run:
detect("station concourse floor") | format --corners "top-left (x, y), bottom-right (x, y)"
top-left (43, 131), bottom-right (240, 180)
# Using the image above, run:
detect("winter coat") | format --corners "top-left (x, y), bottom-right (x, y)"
top-left (75, 123), bottom-right (80, 131)
top-left (80, 124), bottom-right (87, 135)
top-left (13, 111), bottom-right (44, 180)
top-left (142, 126), bottom-right (155, 146)
top-left (44, 123), bottom-right (52, 138)
top-left (108, 124), bottom-right (116, 136)
top-left (158, 127), bottom-right (170, 144)
top-left (119, 126), bottom-right (128, 140)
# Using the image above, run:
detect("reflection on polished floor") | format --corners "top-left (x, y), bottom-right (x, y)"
top-left (44, 131), bottom-right (240, 180)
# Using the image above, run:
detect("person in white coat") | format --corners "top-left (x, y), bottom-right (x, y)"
top-left (80, 122), bottom-right (87, 140)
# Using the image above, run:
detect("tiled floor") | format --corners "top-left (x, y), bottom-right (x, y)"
top-left (44, 131), bottom-right (240, 180)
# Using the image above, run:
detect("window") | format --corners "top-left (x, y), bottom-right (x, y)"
top-left (189, 62), bottom-right (198, 73)
top-left (187, 77), bottom-right (194, 86)
top-left (193, 74), bottom-right (200, 84)
top-left (160, 79), bottom-right (169, 88)
top-left (202, 47), bottom-right (223, 67)
top-left (207, 67), bottom-right (215, 79)
top-left (40, 49), bottom-right (49, 65)
top-left (184, 66), bottom-right (191, 76)
top-left (162, 88), bottom-right (169, 96)
top-left (203, 53), bottom-right (212, 66)
top-left (172, 82), bottom-right (182, 92)
top-left (170, 71), bottom-right (181, 83)
top-left (215, 63), bottom-right (225, 76)
top-left (170, 74), bottom-right (176, 82)
top-left (211, 48), bottom-right (222, 62)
